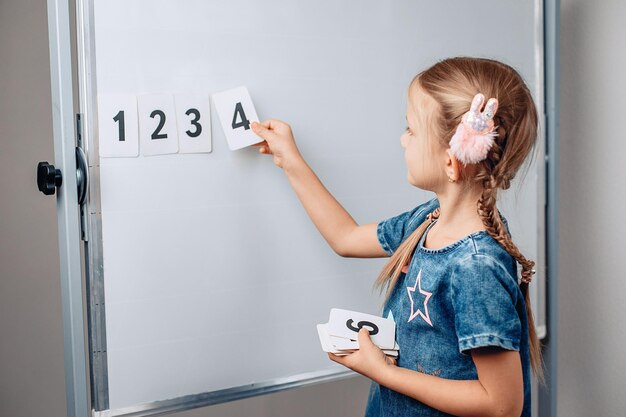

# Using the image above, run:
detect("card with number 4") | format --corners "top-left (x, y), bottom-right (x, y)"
top-left (212, 86), bottom-right (261, 150)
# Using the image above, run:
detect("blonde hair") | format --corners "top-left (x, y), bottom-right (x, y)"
top-left (376, 57), bottom-right (542, 379)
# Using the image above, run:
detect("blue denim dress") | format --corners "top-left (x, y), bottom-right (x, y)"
top-left (365, 198), bottom-right (531, 417)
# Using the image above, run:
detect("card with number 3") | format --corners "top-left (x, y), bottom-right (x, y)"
top-left (212, 86), bottom-right (261, 150)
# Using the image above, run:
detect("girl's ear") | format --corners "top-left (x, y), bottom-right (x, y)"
top-left (445, 148), bottom-right (460, 182)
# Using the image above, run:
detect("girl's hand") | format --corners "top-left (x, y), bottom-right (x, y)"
top-left (328, 328), bottom-right (397, 381)
top-left (251, 119), bottom-right (303, 170)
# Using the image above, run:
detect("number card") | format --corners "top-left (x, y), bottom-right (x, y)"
top-left (137, 94), bottom-right (179, 156)
top-left (175, 94), bottom-right (212, 154)
top-left (98, 94), bottom-right (139, 158)
top-left (212, 86), bottom-right (261, 150)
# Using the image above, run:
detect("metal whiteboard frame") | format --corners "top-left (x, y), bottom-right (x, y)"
top-left (60, 0), bottom-right (560, 416)
top-left (538, 0), bottom-right (560, 416)
top-left (47, 0), bottom-right (90, 416)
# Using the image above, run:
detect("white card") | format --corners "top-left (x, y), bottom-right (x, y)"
top-left (330, 335), bottom-right (399, 352)
top-left (212, 86), bottom-right (261, 150)
top-left (383, 349), bottom-right (398, 358)
top-left (316, 323), bottom-right (353, 355)
top-left (317, 323), bottom-right (335, 353)
top-left (98, 94), bottom-right (139, 158)
top-left (175, 94), bottom-right (212, 154)
top-left (137, 94), bottom-right (179, 156)
top-left (330, 335), bottom-right (358, 350)
top-left (328, 308), bottom-right (396, 350)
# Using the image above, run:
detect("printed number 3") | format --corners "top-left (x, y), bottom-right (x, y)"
top-left (231, 102), bottom-right (250, 130)
top-left (185, 108), bottom-right (202, 138)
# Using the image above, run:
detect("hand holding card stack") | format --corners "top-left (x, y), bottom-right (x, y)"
top-left (317, 308), bottom-right (399, 357)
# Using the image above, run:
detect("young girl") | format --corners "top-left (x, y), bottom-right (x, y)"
top-left (251, 57), bottom-right (541, 417)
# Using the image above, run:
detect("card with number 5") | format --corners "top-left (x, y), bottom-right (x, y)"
top-left (328, 308), bottom-right (396, 350)
top-left (212, 86), bottom-right (261, 150)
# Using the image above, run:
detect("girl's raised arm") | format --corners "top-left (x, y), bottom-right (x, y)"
top-left (251, 119), bottom-right (387, 259)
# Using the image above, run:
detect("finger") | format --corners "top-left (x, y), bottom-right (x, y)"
top-left (251, 140), bottom-right (268, 147)
top-left (328, 353), bottom-right (343, 364)
top-left (469, 93), bottom-right (485, 113)
top-left (385, 356), bottom-right (397, 366)
top-left (251, 122), bottom-right (274, 140)
top-left (483, 98), bottom-right (498, 120)
top-left (255, 119), bottom-right (281, 131)
top-left (357, 328), bottom-right (374, 347)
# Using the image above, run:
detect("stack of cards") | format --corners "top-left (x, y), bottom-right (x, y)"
top-left (317, 308), bottom-right (399, 357)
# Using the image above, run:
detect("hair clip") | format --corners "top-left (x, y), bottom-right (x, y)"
top-left (449, 93), bottom-right (499, 164)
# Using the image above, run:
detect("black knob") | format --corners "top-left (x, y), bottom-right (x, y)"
top-left (37, 161), bottom-right (63, 195)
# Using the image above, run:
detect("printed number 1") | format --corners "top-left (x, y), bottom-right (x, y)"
top-left (231, 102), bottom-right (250, 130)
top-left (113, 110), bottom-right (125, 142)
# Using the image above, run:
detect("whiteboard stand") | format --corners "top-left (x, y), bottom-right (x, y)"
top-left (44, 1), bottom-right (559, 416)
top-left (46, 0), bottom-right (90, 416)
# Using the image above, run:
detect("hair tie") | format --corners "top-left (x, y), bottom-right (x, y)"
top-left (520, 268), bottom-right (536, 285)
top-left (426, 208), bottom-right (441, 222)
top-left (449, 93), bottom-right (499, 164)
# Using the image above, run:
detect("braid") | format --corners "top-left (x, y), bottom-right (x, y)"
top-left (477, 178), bottom-right (535, 278)
top-left (476, 173), bottom-right (543, 381)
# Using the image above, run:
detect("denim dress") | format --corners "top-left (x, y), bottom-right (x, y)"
top-left (365, 198), bottom-right (531, 417)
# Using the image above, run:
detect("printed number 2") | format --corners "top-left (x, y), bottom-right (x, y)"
top-left (150, 110), bottom-right (167, 140)
top-left (231, 102), bottom-right (250, 130)
top-left (113, 110), bottom-right (125, 142)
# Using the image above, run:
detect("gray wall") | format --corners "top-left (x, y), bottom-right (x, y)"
top-left (0, 0), bottom-right (67, 416)
top-left (557, 1), bottom-right (626, 416)
top-left (5, 0), bottom-right (626, 416)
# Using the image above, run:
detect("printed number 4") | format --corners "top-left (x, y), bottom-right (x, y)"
top-left (231, 102), bottom-right (250, 131)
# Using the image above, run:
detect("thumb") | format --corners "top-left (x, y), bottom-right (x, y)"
top-left (358, 328), bottom-right (374, 347)
top-left (251, 121), bottom-right (274, 141)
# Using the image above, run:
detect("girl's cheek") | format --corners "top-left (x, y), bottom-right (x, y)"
top-left (400, 133), bottom-right (409, 149)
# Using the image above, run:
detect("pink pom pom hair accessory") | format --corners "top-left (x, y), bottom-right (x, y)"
top-left (449, 93), bottom-right (499, 164)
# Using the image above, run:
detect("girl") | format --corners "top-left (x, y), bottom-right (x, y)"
top-left (251, 57), bottom-right (541, 417)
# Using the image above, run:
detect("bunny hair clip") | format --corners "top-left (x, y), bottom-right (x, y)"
top-left (449, 93), bottom-right (499, 165)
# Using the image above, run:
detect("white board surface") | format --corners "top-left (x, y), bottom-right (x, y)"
top-left (90, 0), bottom-right (543, 411)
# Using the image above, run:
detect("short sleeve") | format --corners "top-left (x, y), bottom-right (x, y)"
top-left (450, 254), bottom-right (521, 354)
top-left (376, 198), bottom-right (438, 255)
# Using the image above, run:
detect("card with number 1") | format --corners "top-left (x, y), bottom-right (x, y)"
top-left (212, 86), bottom-right (261, 150)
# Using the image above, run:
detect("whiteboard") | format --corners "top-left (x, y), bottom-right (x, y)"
top-left (79, 0), bottom-right (545, 414)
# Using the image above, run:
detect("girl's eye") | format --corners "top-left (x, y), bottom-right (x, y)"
top-left (405, 126), bottom-right (412, 135)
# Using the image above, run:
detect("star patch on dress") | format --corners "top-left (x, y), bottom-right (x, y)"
top-left (406, 269), bottom-right (433, 326)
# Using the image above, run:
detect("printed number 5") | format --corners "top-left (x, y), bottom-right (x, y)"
top-left (231, 102), bottom-right (250, 130)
